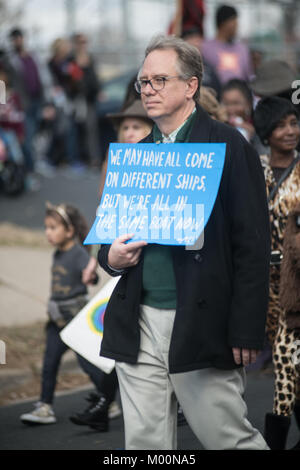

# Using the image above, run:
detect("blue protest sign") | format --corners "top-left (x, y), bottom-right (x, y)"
top-left (84, 142), bottom-right (226, 246)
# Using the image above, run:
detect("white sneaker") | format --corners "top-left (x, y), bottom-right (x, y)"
top-left (108, 401), bottom-right (122, 419)
top-left (20, 402), bottom-right (57, 425)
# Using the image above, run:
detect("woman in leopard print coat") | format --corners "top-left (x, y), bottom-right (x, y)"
top-left (254, 96), bottom-right (300, 450)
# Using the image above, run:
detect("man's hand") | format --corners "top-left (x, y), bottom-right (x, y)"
top-left (232, 348), bottom-right (260, 366)
top-left (108, 233), bottom-right (148, 270)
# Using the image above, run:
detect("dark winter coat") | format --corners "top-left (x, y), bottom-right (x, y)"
top-left (280, 203), bottom-right (300, 329)
top-left (98, 105), bottom-right (271, 373)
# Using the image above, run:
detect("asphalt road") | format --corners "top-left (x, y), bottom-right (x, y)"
top-left (0, 167), bottom-right (101, 230)
top-left (0, 371), bottom-right (298, 451)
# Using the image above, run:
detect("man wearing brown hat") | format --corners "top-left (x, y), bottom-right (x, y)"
top-left (250, 59), bottom-right (297, 100)
top-left (98, 35), bottom-right (270, 450)
top-left (99, 99), bottom-right (153, 196)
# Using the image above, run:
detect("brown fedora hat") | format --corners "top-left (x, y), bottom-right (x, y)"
top-left (250, 59), bottom-right (296, 97)
top-left (107, 99), bottom-right (153, 127)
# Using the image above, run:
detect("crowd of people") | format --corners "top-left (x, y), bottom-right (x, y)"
top-left (0, 27), bottom-right (106, 194)
top-left (9, 1), bottom-right (300, 451)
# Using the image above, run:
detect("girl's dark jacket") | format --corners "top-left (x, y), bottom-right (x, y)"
top-left (98, 106), bottom-right (271, 373)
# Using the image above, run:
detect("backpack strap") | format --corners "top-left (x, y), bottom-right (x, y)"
top-left (268, 154), bottom-right (300, 203)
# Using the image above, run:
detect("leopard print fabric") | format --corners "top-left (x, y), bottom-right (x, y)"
top-left (273, 316), bottom-right (300, 415)
top-left (261, 154), bottom-right (300, 415)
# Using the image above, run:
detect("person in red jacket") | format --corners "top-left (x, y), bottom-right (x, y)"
top-left (0, 66), bottom-right (24, 142)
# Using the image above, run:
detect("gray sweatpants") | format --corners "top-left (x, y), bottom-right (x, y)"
top-left (115, 304), bottom-right (269, 450)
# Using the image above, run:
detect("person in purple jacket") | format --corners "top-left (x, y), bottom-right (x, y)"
top-left (8, 28), bottom-right (44, 189)
top-left (201, 4), bottom-right (253, 85)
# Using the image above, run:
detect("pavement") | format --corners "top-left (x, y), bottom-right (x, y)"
top-left (0, 245), bottom-right (110, 326)
top-left (0, 369), bottom-right (299, 451)
top-left (0, 385), bottom-right (200, 451)
top-left (0, 165), bottom-right (102, 230)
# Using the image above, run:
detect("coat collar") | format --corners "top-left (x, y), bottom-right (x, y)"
top-left (189, 103), bottom-right (214, 143)
top-left (142, 103), bottom-right (214, 144)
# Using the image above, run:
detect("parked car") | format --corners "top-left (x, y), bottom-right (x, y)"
top-left (97, 70), bottom-right (138, 160)
top-left (97, 69), bottom-right (138, 117)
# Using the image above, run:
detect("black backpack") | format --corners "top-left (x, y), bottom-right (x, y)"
top-left (0, 161), bottom-right (25, 196)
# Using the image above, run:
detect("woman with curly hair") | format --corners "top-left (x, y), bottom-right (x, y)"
top-left (254, 96), bottom-right (300, 450)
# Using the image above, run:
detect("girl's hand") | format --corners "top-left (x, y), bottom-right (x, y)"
top-left (82, 257), bottom-right (98, 284)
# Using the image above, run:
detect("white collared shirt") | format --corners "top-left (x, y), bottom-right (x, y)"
top-left (161, 106), bottom-right (196, 143)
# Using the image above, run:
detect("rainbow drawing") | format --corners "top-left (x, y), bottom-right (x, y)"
top-left (86, 297), bottom-right (110, 336)
top-left (60, 277), bottom-right (119, 373)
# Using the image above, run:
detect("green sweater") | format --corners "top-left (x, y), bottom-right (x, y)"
top-left (141, 109), bottom-right (197, 309)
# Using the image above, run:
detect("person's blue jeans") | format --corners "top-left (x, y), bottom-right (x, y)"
top-left (22, 99), bottom-right (42, 172)
top-left (41, 321), bottom-right (112, 404)
top-left (66, 117), bottom-right (80, 165)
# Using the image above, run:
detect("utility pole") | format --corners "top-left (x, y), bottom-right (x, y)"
top-left (122, 0), bottom-right (130, 44)
top-left (65, 0), bottom-right (76, 35)
top-left (121, 0), bottom-right (132, 68)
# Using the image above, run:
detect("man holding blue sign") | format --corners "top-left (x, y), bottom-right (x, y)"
top-left (86, 141), bottom-right (226, 246)
top-left (98, 35), bottom-right (270, 450)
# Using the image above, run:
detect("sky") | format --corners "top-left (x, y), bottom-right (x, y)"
top-left (6, 0), bottom-right (176, 50)
top-left (4, 0), bottom-right (285, 73)
top-left (6, 0), bottom-right (284, 48)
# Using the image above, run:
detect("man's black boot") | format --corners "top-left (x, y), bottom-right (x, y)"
top-left (69, 391), bottom-right (101, 426)
top-left (290, 401), bottom-right (300, 450)
top-left (264, 412), bottom-right (291, 450)
top-left (177, 405), bottom-right (188, 427)
top-left (87, 394), bottom-right (109, 432)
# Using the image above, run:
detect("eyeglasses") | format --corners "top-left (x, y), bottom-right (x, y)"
top-left (134, 76), bottom-right (182, 93)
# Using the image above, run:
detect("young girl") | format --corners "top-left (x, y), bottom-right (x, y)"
top-left (20, 202), bottom-right (106, 425)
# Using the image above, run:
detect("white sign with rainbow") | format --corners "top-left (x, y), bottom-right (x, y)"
top-left (60, 277), bottom-right (120, 374)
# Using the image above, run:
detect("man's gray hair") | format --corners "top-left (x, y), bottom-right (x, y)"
top-left (142, 34), bottom-right (203, 102)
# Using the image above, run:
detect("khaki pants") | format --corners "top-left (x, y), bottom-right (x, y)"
top-left (116, 304), bottom-right (269, 450)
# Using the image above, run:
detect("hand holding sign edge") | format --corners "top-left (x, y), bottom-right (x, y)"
top-left (108, 233), bottom-right (148, 270)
